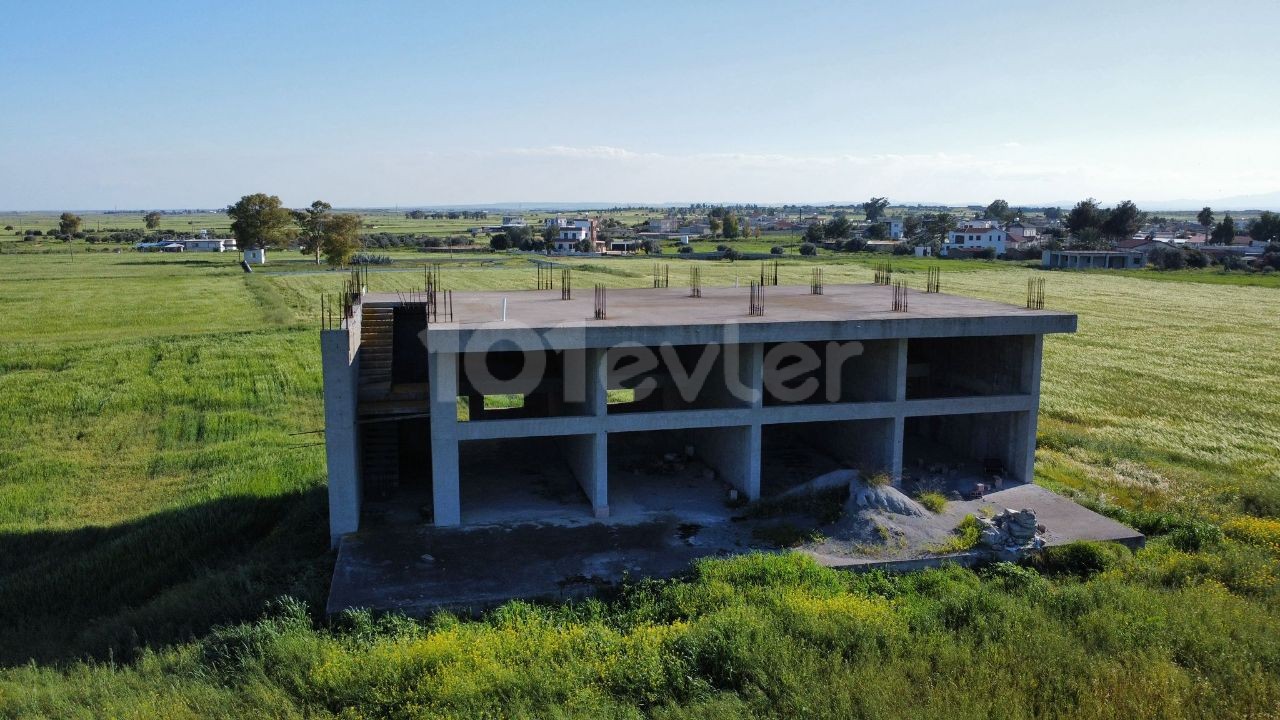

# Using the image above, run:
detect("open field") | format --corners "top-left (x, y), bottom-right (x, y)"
top-left (1, 251), bottom-right (1278, 717)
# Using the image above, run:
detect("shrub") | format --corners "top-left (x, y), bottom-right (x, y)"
top-left (1240, 486), bottom-right (1280, 518)
top-left (677, 245), bottom-right (693, 254)
top-left (974, 247), bottom-right (996, 260)
top-left (934, 515), bottom-right (981, 553)
top-left (1219, 254), bottom-right (1249, 271)
top-left (770, 246), bottom-right (784, 255)
top-left (917, 491), bottom-right (947, 513)
top-left (1222, 516), bottom-right (1280, 554)
top-left (3, 225), bottom-right (12, 230)
top-left (716, 244), bottom-right (729, 252)
top-left (1167, 520), bottom-right (1223, 551)
top-left (721, 248), bottom-right (742, 261)
top-left (1149, 245), bottom-right (1186, 270)
top-left (798, 243), bottom-right (817, 256)
top-left (1026, 541), bottom-right (1126, 578)
top-left (842, 238), bottom-right (868, 252)
top-left (1184, 248), bottom-right (1209, 268)
top-left (891, 243), bottom-right (912, 255)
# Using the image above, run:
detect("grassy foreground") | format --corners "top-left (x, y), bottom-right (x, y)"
top-left (1, 252), bottom-right (1279, 718)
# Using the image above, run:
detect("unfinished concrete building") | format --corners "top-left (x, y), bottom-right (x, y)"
top-left (320, 279), bottom-right (1076, 549)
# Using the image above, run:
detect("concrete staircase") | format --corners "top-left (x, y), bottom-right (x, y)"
top-left (359, 305), bottom-right (394, 397)
top-left (360, 421), bottom-right (399, 498)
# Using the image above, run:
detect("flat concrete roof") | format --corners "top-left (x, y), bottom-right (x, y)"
top-left (362, 284), bottom-right (1076, 350)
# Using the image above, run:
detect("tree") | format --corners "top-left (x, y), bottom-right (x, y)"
top-left (798, 242), bottom-right (817, 256)
top-left (504, 225), bottom-right (534, 247)
top-left (1211, 214), bottom-right (1236, 245)
top-left (824, 215), bottom-right (852, 239)
top-left (1068, 227), bottom-right (1109, 250)
top-left (709, 218), bottom-right (722, 238)
top-left (1043, 206), bottom-right (1062, 221)
top-left (862, 197), bottom-right (889, 222)
top-left (58, 212), bottom-right (82, 236)
top-left (1065, 198), bottom-right (1103, 235)
top-left (1197, 207), bottom-right (1214, 240)
top-left (293, 200), bottom-right (333, 265)
top-left (227, 193), bottom-right (295, 250)
top-left (722, 213), bottom-right (740, 239)
top-left (490, 233), bottom-right (511, 251)
top-left (144, 211), bottom-right (162, 230)
top-left (985, 199), bottom-right (1012, 222)
top-left (902, 214), bottom-right (922, 241)
top-left (923, 212), bottom-right (955, 250)
top-left (320, 213), bottom-right (361, 267)
top-left (1248, 211), bottom-right (1280, 244)
top-left (1100, 200), bottom-right (1145, 241)
top-left (864, 222), bottom-right (888, 240)
top-left (803, 223), bottom-right (825, 245)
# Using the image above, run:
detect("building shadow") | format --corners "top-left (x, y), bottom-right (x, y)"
top-left (0, 487), bottom-right (331, 667)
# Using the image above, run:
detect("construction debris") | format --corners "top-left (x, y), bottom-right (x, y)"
top-left (978, 507), bottom-right (1046, 554)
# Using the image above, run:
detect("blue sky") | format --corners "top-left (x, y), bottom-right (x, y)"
top-left (2, 0), bottom-right (1278, 209)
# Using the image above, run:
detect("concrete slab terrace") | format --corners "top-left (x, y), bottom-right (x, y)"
top-left (326, 482), bottom-right (1144, 616)
top-left (360, 284), bottom-right (1077, 348)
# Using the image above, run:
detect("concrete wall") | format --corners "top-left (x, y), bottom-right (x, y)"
top-left (321, 325), bottom-right (361, 548)
top-left (691, 425), bottom-right (761, 500)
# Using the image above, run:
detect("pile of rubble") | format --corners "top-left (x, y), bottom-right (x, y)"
top-left (978, 508), bottom-right (1046, 556)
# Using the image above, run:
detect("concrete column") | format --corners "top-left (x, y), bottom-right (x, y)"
top-left (890, 415), bottom-right (905, 481)
top-left (580, 348), bottom-right (609, 515)
top-left (891, 338), bottom-right (908, 402)
top-left (565, 432), bottom-right (608, 517)
top-left (429, 351), bottom-right (461, 526)
top-left (1013, 334), bottom-right (1044, 482)
top-left (322, 328), bottom-right (361, 548)
top-left (693, 425), bottom-right (760, 500)
top-left (586, 347), bottom-right (607, 417)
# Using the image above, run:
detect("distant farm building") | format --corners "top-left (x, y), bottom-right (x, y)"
top-left (1041, 250), bottom-right (1145, 269)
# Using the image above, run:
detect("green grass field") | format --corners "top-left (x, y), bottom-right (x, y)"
top-left (1, 251), bottom-right (1278, 717)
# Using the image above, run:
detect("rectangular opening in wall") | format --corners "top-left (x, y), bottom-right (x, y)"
top-left (483, 394), bottom-right (524, 411)
top-left (906, 335), bottom-right (1026, 399)
top-left (606, 343), bottom-right (751, 414)
top-left (763, 339), bottom-right (898, 405)
top-left (456, 349), bottom-right (591, 420)
top-left (759, 418), bottom-right (895, 497)
top-left (457, 436), bottom-right (594, 524)
top-left (902, 412), bottom-right (1028, 493)
top-left (391, 304), bottom-right (429, 384)
top-left (605, 429), bottom-right (737, 520)
top-left (359, 417), bottom-right (433, 529)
